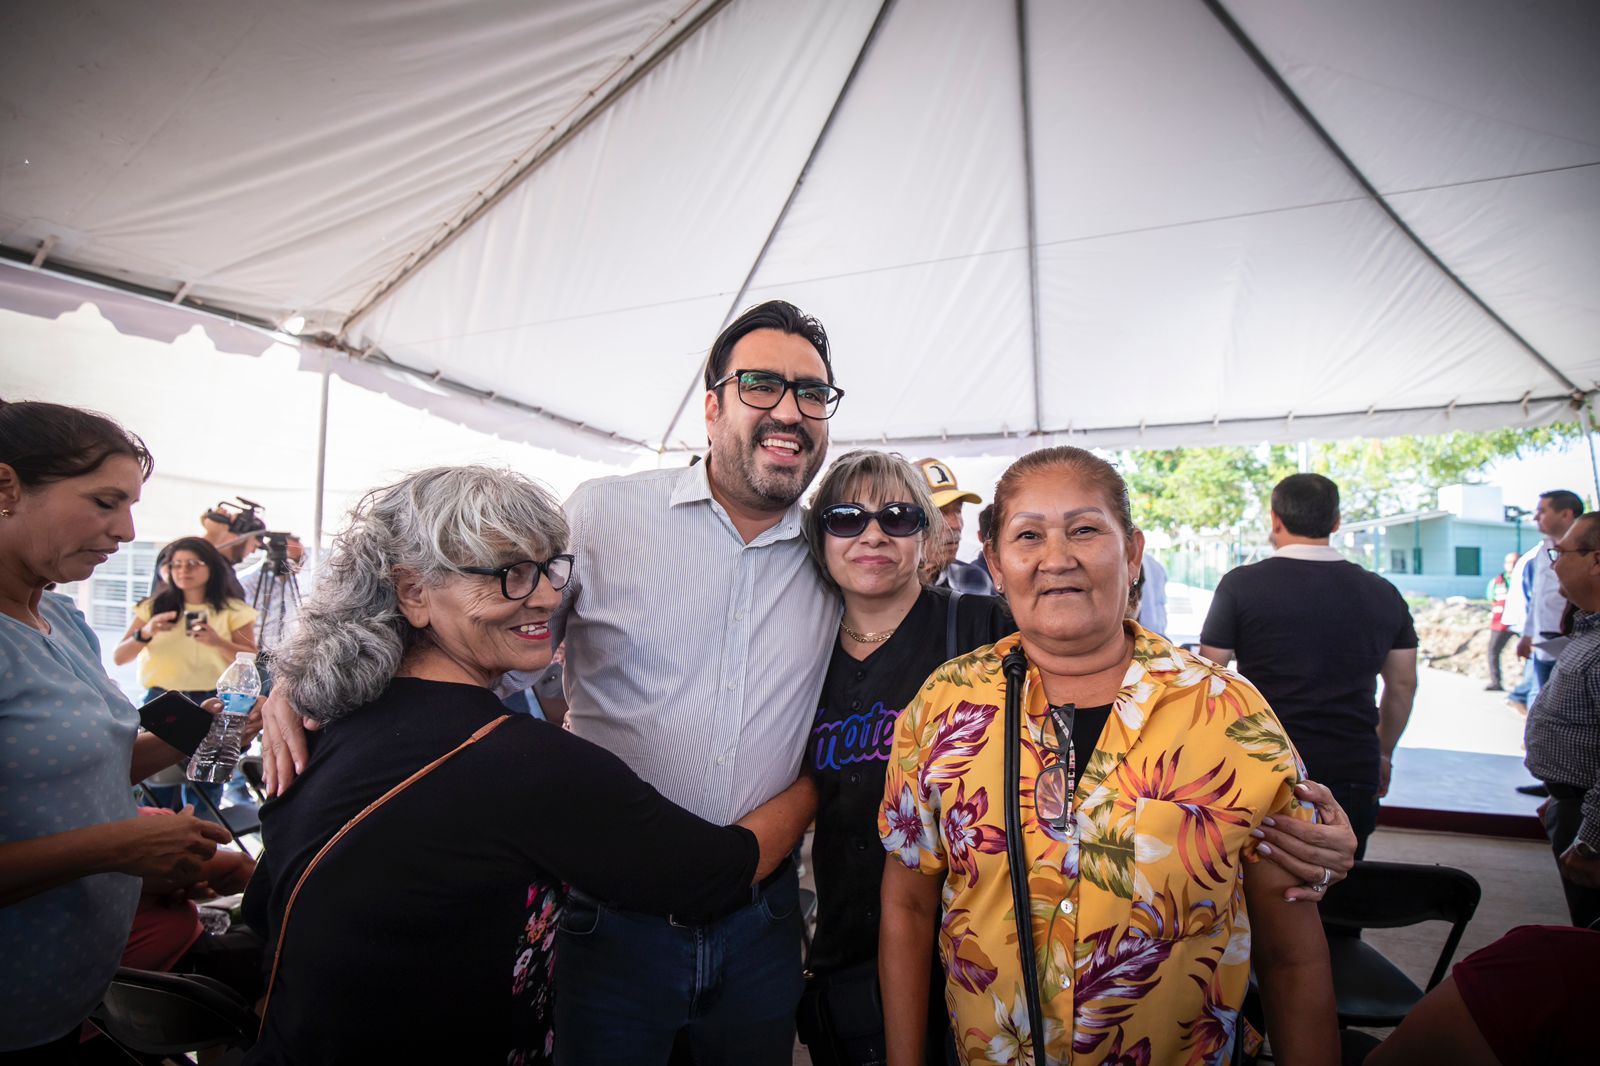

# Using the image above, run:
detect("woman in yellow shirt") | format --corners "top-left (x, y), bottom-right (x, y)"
top-left (114, 537), bottom-right (257, 811)
top-left (115, 537), bottom-right (257, 698)
top-left (879, 447), bottom-right (1336, 1066)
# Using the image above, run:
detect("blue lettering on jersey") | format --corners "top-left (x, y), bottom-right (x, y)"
top-left (811, 701), bottom-right (901, 771)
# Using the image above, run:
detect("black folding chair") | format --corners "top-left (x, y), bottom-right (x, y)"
top-left (89, 967), bottom-right (257, 1065)
top-left (1318, 860), bottom-right (1481, 1029)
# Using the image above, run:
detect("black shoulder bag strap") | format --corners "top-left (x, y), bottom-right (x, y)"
top-left (945, 589), bottom-right (964, 661)
top-left (1001, 646), bottom-right (1049, 1066)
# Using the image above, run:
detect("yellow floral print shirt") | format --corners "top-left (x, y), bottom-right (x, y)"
top-left (879, 623), bottom-right (1312, 1066)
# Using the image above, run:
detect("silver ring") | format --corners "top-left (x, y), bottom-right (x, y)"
top-left (1312, 866), bottom-right (1332, 892)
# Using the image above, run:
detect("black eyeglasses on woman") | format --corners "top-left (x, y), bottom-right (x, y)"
top-left (459, 555), bottom-right (574, 600)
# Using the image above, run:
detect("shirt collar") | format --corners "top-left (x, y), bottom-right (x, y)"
top-left (1574, 610), bottom-right (1600, 635)
top-left (1272, 543), bottom-right (1346, 562)
top-left (668, 459), bottom-right (806, 544)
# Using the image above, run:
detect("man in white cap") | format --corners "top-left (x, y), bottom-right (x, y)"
top-left (914, 457), bottom-right (995, 595)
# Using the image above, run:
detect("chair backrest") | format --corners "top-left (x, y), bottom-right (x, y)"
top-left (91, 967), bottom-right (257, 1056)
top-left (1320, 860), bottom-right (1482, 989)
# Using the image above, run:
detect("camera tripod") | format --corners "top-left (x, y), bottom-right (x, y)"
top-left (250, 533), bottom-right (303, 660)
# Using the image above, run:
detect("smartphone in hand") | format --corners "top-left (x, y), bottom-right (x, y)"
top-left (138, 691), bottom-right (214, 756)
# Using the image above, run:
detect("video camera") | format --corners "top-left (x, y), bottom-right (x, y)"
top-left (206, 498), bottom-right (299, 572)
top-left (204, 497), bottom-right (268, 537)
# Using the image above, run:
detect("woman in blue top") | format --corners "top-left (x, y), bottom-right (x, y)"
top-left (0, 399), bottom-right (231, 1061)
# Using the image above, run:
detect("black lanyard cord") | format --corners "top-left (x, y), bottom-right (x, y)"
top-left (1001, 647), bottom-right (1049, 1066)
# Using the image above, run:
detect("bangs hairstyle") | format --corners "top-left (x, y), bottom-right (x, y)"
top-left (804, 450), bottom-right (938, 590)
top-left (0, 398), bottom-right (153, 486)
top-left (272, 465), bottom-right (567, 723)
top-left (145, 537), bottom-right (239, 615)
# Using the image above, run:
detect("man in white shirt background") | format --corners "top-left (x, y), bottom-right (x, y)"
top-left (1517, 490), bottom-right (1585, 693)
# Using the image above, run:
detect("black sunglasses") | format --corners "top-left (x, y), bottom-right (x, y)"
top-left (819, 502), bottom-right (928, 539)
top-left (458, 555), bottom-right (574, 600)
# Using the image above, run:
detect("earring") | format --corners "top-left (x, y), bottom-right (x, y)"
top-left (0, 509), bottom-right (10, 518)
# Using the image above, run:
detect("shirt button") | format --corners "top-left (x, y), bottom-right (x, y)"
top-left (1058, 974), bottom-right (1071, 990)
top-left (727, 681), bottom-right (737, 691)
top-left (855, 670), bottom-right (865, 681)
top-left (851, 700), bottom-right (861, 711)
top-left (1058, 899), bottom-right (1074, 916)
top-left (847, 772), bottom-right (860, 786)
top-left (734, 611), bottom-right (745, 621)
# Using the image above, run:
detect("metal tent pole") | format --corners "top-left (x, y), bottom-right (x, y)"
top-left (655, 0), bottom-right (899, 452)
top-left (1014, 0), bottom-right (1045, 437)
top-left (1582, 402), bottom-right (1600, 505)
top-left (312, 355), bottom-right (332, 561)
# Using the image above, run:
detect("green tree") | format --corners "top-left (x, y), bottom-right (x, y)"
top-left (1120, 423), bottom-right (1584, 538)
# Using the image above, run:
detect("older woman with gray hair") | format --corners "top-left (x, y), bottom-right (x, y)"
top-left (240, 466), bottom-right (812, 1066)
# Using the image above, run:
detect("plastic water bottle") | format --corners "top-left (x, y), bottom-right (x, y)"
top-left (188, 653), bottom-right (261, 783)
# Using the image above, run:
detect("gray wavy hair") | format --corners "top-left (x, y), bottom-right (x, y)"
top-left (272, 465), bottom-right (567, 723)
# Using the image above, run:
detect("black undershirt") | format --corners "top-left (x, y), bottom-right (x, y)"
top-left (1043, 702), bottom-right (1115, 793)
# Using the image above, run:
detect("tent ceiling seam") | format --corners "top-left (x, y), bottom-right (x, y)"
top-left (654, 0), bottom-right (901, 452)
top-left (1014, 0), bottom-right (1044, 436)
top-left (338, 0), bottom-right (736, 340)
top-left (1203, 0), bottom-right (1584, 400)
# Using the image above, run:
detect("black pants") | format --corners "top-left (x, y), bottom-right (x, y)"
top-left (1485, 627), bottom-right (1515, 688)
top-left (1541, 784), bottom-right (1600, 928)
top-left (1327, 780), bottom-right (1379, 860)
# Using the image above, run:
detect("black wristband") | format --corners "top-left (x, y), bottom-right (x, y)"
top-left (133, 628), bottom-right (152, 643)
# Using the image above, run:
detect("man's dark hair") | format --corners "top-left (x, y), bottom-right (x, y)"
top-left (1574, 512), bottom-right (1600, 552)
top-left (703, 300), bottom-right (833, 391)
top-left (1271, 473), bottom-right (1340, 538)
top-left (976, 503), bottom-right (995, 542)
top-left (0, 398), bottom-right (153, 486)
top-left (1540, 489), bottom-right (1585, 519)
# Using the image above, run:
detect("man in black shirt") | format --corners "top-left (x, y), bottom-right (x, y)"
top-left (1199, 474), bottom-right (1418, 857)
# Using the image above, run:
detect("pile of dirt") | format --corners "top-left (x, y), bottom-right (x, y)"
top-left (1412, 598), bottom-right (1528, 688)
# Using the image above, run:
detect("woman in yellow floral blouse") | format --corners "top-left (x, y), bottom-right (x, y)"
top-left (879, 447), bottom-right (1336, 1066)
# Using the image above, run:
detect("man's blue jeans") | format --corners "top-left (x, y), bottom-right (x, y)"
top-left (554, 864), bottom-right (804, 1066)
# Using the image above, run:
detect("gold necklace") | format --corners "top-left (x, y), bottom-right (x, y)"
top-left (841, 620), bottom-right (897, 644)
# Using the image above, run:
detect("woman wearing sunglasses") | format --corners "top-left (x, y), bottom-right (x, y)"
top-left (877, 447), bottom-right (1339, 1066)
top-left (800, 450), bottom-right (1354, 1066)
top-left (798, 450), bottom-right (1015, 1065)
top-left (241, 466), bottom-right (814, 1064)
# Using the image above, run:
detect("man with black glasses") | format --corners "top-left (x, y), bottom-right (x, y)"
top-left (550, 300), bottom-right (842, 1066)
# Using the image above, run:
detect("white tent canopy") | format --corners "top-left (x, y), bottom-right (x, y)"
top-left (4, 0), bottom-right (1598, 463)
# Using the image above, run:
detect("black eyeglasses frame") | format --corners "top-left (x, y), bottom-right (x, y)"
top-left (710, 369), bottom-right (845, 420)
top-left (458, 554), bottom-right (575, 600)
